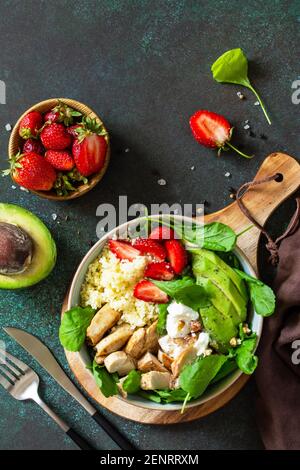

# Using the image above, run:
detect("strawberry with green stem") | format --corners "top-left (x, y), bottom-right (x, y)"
top-left (19, 111), bottom-right (43, 139)
top-left (189, 110), bottom-right (253, 159)
top-left (44, 101), bottom-right (82, 126)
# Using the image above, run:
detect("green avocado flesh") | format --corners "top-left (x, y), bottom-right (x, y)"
top-left (0, 203), bottom-right (57, 289)
top-left (191, 248), bottom-right (248, 352)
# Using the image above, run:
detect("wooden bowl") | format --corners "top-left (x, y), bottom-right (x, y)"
top-left (8, 98), bottom-right (111, 201)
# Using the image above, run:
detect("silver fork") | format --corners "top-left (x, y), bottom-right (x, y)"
top-left (0, 348), bottom-right (94, 450)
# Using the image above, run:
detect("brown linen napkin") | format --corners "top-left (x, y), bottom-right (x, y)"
top-left (256, 227), bottom-right (300, 450)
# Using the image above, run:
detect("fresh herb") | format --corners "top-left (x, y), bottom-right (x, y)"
top-left (211, 48), bottom-right (271, 125)
top-left (156, 303), bottom-right (169, 336)
top-left (59, 306), bottom-right (95, 352)
top-left (179, 354), bottom-right (227, 399)
top-left (152, 278), bottom-right (210, 311)
top-left (122, 370), bottom-right (141, 394)
top-left (234, 269), bottom-right (276, 317)
top-left (92, 360), bottom-right (118, 397)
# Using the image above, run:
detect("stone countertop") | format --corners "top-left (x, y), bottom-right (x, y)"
top-left (0, 0), bottom-right (299, 450)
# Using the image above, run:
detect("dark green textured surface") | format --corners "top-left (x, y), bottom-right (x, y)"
top-left (0, 0), bottom-right (299, 450)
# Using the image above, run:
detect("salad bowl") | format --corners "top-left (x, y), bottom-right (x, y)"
top-left (66, 214), bottom-right (263, 412)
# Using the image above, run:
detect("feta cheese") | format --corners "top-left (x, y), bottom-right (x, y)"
top-left (158, 335), bottom-right (187, 359)
top-left (194, 332), bottom-right (210, 356)
top-left (166, 302), bottom-right (199, 338)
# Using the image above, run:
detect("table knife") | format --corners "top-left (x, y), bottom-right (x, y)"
top-left (3, 327), bottom-right (135, 450)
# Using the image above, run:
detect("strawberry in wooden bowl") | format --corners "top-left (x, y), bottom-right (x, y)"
top-left (4, 99), bottom-right (110, 200)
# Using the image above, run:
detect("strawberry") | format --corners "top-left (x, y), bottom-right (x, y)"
top-left (145, 261), bottom-right (175, 281)
top-left (19, 111), bottom-right (43, 139)
top-left (134, 280), bottom-right (169, 303)
top-left (40, 123), bottom-right (72, 150)
top-left (72, 117), bottom-right (108, 177)
top-left (149, 226), bottom-right (175, 241)
top-left (189, 110), bottom-right (253, 159)
top-left (45, 101), bottom-right (82, 126)
top-left (3, 152), bottom-right (56, 191)
top-left (45, 150), bottom-right (74, 171)
top-left (133, 238), bottom-right (166, 261)
top-left (67, 124), bottom-right (83, 137)
top-left (165, 240), bottom-right (187, 274)
top-left (44, 111), bottom-right (59, 123)
top-left (109, 239), bottom-right (141, 261)
top-left (23, 138), bottom-right (44, 155)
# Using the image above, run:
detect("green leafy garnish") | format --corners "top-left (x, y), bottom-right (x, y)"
top-left (179, 354), bottom-right (227, 399)
top-left (92, 360), bottom-right (118, 397)
top-left (234, 336), bottom-right (258, 374)
top-left (59, 306), bottom-right (95, 352)
top-left (138, 390), bottom-right (161, 403)
top-left (210, 358), bottom-right (238, 384)
top-left (152, 278), bottom-right (209, 311)
top-left (154, 389), bottom-right (191, 403)
top-left (122, 370), bottom-right (141, 394)
top-left (156, 303), bottom-right (169, 336)
top-left (234, 269), bottom-right (276, 317)
top-left (211, 48), bottom-right (271, 125)
top-left (151, 277), bottom-right (195, 297)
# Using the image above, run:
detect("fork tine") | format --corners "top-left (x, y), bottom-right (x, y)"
top-left (0, 373), bottom-right (11, 390)
top-left (0, 364), bottom-right (17, 383)
top-left (0, 348), bottom-right (29, 373)
top-left (0, 358), bottom-right (22, 377)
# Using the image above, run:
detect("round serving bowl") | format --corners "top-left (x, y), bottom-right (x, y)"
top-left (8, 98), bottom-right (110, 201)
top-left (67, 215), bottom-right (263, 412)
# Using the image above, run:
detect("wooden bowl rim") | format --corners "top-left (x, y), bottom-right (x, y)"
top-left (8, 98), bottom-right (110, 201)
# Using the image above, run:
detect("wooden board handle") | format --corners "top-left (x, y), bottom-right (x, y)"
top-left (203, 153), bottom-right (300, 272)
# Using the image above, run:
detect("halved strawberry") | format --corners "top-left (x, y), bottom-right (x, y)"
top-left (134, 280), bottom-right (169, 303)
top-left (108, 239), bottom-right (140, 261)
top-left (149, 226), bottom-right (175, 241)
top-left (145, 261), bottom-right (175, 281)
top-left (133, 238), bottom-right (166, 261)
top-left (189, 110), bottom-right (253, 159)
top-left (165, 240), bottom-right (187, 274)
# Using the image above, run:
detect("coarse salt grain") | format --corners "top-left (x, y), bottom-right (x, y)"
top-left (157, 178), bottom-right (167, 186)
top-left (5, 123), bottom-right (12, 131)
top-left (244, 124), bottom-right (250, 130)
top-left (51, 213), bottom-right (57, 221)
top-left (20, 186), bottom-right (29, 193)
top-left (224, 172), bottom-right (231, 178)
top-left (254, 101), bottom-right (260, 106)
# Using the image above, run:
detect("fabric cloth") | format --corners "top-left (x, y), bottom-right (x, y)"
top-left (256, 227), bottom-right (300, 450)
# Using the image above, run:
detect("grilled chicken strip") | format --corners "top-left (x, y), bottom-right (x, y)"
top-left (104, 351), bottom-right (135, 376)
top-left (86, 304), bottom-right (122, 346)
top-left (171, 345), bottom-right (197, 378)
top-left (140, 371), bottom-right (171, 390)
top-left (95, 324), bottom-right (133, 359)
top-left (138, 352), bottom-right (168, 373)
top-left (124, 327), bottom-right (146, 359)
top-left (157, 350), bottom-right (173, 371)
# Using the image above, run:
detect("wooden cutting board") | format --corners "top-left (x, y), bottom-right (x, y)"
top-left (62, 152), bottom-right (300, 424)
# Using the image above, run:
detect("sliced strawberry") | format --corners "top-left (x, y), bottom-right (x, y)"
top-left (133, 238), bottom-right (166, 261)
top-left (165, 240), bottom-right (187, 274)
top-left (134, 280), bottom-right (169, 303)
top-left (190, 110), bottom-right (231, 148)
top-left (149, 226), bottom-right (175, 241)
top-left (108, 239), bottom-right (140, 261)
top-left (145, 261), bottom-right (175, 281)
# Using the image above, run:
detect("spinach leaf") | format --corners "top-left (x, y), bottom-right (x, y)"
top-left (211, 48), bottom-right (271, 125)
top-left (152, 277), bottom-right (195, 297)
top-left (92, 360), bottom-right (118, 397)
top-left (155, 389), bottom-right (190, 403)
top-left (156, 303), bottom-right (169, 336)
top-left (210, 358), bottom-right (238, 384)
top-left (59, 306), bottom-right (95, 352)
top-left (235, 336), bottom-right (258, 374)
top-left (138, 390), bottom-right (161, 403)
top-left (179, 354), bottom-right (227, 398)
top-left (122, 370), bottom-right (141, 394)
top-left (174, 285), bottom-right (210, 310)
top-left (234, 269), bottom-right (276, 317)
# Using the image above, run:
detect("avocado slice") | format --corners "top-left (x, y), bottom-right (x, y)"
top-left (0, 203), bottom-right (56, 289)
top-left (191, 249), bottom-right (248, 322)
top-left (200, 304), bottom-right (238, 353)
top-left (190, 247), bottom-right (248, 299)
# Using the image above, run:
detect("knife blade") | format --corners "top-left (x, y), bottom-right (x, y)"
top-left (3, 327), bottom-right (135, 450)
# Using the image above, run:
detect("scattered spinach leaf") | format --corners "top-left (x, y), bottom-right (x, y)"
top-left (122, 370), bottom-right (141, 394)
top-left (211, 48), bottom-right (271, 125)
top-left (152, 277), bottom-right (195, 297)
top-left (138, 390), bottom-right (161, 403)
top-left (235, 336), bottom-right (258, 374)
top-left (234, 269), bottom-right (276, 317)
top-left (173, 285), bottom-right (210, 310)
top-left (179, 354), bottom-right (227, 398)
top-left (92, 360), bottom-right (118, 397)
top-left (155, 389), bottom-right (191, 403)
top-left (59, 306), bottom-right (95, 352)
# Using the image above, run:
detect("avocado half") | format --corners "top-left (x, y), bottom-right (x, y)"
top-left (0, 203), bottom-right (57, 289)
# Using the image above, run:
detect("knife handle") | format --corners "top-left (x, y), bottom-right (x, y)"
top-left (66, 428), bottom-right (95, 450)
top-left (92, 411), bottom-right (135, 450)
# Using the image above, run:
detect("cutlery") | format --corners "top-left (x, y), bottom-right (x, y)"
top-left (4, 327), bottom-right (135, 450)
top-left (0, 348), bottom-right (94, 450)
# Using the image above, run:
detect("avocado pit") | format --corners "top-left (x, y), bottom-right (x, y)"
top-left (0, 222), bottom-right (33, 275)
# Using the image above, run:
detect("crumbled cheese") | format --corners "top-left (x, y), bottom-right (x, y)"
top-left (80, 248), bottom-right (158, 328)
top-left (166, 302), bottom-right (199, 338)
top-left (194, 332), bottom-right (210, 356)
